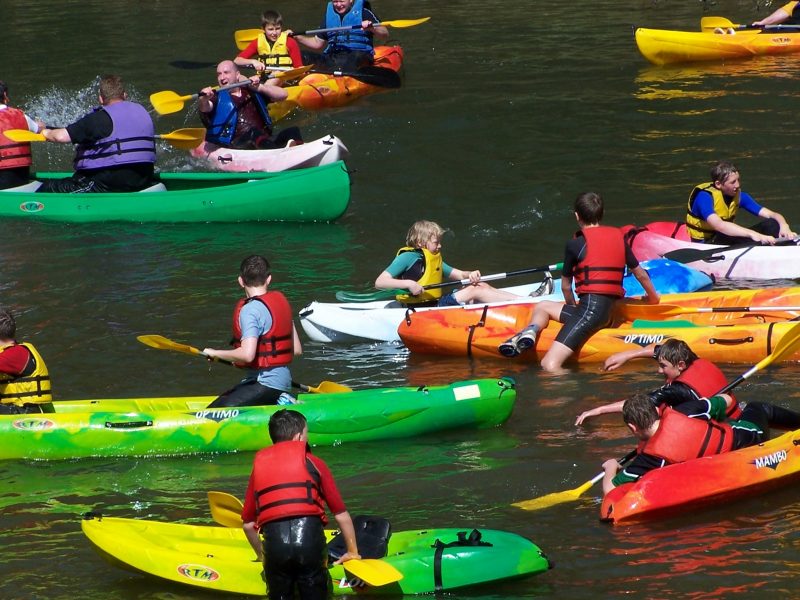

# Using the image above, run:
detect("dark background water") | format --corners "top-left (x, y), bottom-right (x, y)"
top-left (3, 0), bottom-right (800, 597)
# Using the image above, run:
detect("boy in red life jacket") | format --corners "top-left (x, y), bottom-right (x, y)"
top-left (499, 192), bottom-right (660, 372)
top-left (242, 409), bottom-right (360, 599)
top-left (375, 220), bottom-right (528, 308)
top-left (601, 393), bottom-right (800, 496)
top-left (0, 81), bottom-right (45, 189)
top-left (204, 255), bottom-right (302, 408)
top-left (575, 339), bottom-right (740, 426)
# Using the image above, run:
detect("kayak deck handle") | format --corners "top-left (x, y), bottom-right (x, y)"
top-left (709, 337), bottom-right (754, 346)
top-left (104, 420), bottom-right (154, 429)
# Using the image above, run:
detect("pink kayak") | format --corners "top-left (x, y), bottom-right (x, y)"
top-left (189, 135), bottom-right (348, 173)
top-left (623, 222), bottom-right (800, 280)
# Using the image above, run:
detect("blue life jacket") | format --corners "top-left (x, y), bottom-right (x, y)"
top-left (205, 89), bottom-right (272, 146)
top-left (324, 0), bottom-right (374, 55)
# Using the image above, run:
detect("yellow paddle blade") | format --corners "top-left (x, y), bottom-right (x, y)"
top-left (207, 491), bottom-right (244, 528)
top-left (512, 477), bottom-right (598, 511)
top-left (381, 17), bottom-right (431, 28)
top-left (312, 381), bottom-right (353, 394)
top-left (700, 16), bottom-right (739, 31)
top-left (273, 64), bottom-right (313, 81)
top-left (149, 90), bottom-right (195, 115)
top-left (157, 127), bottom-right (206, 150)
top-left (344, 559), bottom-right (403, 585)
top-left (235, 28), bottom-right (262, 50)
top-left (136, 334), bottom-right (204, 356)
top-left (3, 129), bottom-right (46, 143)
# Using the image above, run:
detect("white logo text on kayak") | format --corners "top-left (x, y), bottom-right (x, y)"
top-left (753, 450), bottom-right (787, 470)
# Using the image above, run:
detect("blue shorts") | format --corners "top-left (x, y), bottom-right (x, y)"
top-left (437, 291), bottom-right (461, 307)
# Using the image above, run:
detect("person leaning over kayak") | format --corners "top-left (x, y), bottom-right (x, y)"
top-left (575, 338), bottom-right (741, 426)
top-left (242, 409), bottom-right (360, 599)
top-left (0, 307), bottom-right (53, 415)
top-left (235, 10), bottom-right (304, 71)
top-left (753, 0), bottom-right (800, 26)
top-left (0, 80), bottom-right (45, 190)
top-left (203, 255), bottom-right (302, 408)
top-left (686, 161), bottom-right (795, 245)
top-left (375, 220), bottom-right (525, 308)
top-left (601, 392), bottom-right (800, 497)
top-left (37, 74), bottom-right (156, 193)
top-left (499, 192), bottom-right (659, 372)
top-left (291, 0), bottom-right (389, 71)
top-left (199, 60), bottom-right (303, 150)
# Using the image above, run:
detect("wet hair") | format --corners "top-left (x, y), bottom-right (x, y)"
top-left (710, 161), bottom-right (738, 185)
top-left (406, 220), bottom-right (445, 248)
top-left (0, 307), bottom-right (17, 339)
top-left (0, 80), bottom-right (9, 100)
top-left (239, 255), bottom-right (271, 286)
top-left (269, 409), bottom-right (307, 442)
top-left (622, 392), bottom-right (659, 431)
top-left (261, 10), bottom-right (283, 27)
top-left (654, 338), bottom-right (698, 367)
top-left (574, 192), bottom-right (603, 224)
top-left (98, 74), bottom-right (126, 102)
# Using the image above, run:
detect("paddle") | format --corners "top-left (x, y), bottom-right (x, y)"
top-left (619, 303), bottom-right (800, 321)
top-left (512, 319), bottom-right (800, 511)
top-left (700, 16), bottom-right (800, 32)
top-left (662, 237), bottom-right (799, 264)
top-left (207, 491), bottom-right (404, 586)
top-left (136, 334), bottom-right (352, 393)
top-left (335, 263), bottom-right (564, 303)
top-left (149, 66), bottom-right (313, 116)
top-left (234, 17), bottom-right (431, 49)
top-left (3, 128), bottom-right (207, 151)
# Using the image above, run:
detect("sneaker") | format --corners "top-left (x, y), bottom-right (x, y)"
top-left (515, 327), bottom-right (538, 351)
top-left (529, 274), bottom-right (555, 297)
top-left (498, 336), bottom-right (521, 358)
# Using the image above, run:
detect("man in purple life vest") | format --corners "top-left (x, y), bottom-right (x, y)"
top-left (37, 74), bottom-right (156, 193)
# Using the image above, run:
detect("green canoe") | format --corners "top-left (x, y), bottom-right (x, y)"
top-left (82, 515), bottom-right (551, 595)
top-left (0, 378), bottom-right (516, 460)
top-left (0, 161), bottom-right (350, 223)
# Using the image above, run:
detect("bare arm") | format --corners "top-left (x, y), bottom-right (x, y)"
top-left (253, 76), bottom-right (288, 101)
top-left (758, 207), bottom-right (796, 238)
top-left (375, 270), bottom-right (423, 295)
top-left (204, 335), bottom-right (257, 364)
top-left (198, 87), bottom-right (216, 113)
top-left (41, 127), bottom-right (72, 143)
top-left (705, 213), bottom-right (777, 244)
top-left (293, 34), bottom-right (326, 51)
top-left (243, 521), bottom-right (263, 560)
top-left (575, 400), bottom-right (625, 426)
top-left (603, 343), bottom-right (657, 371)
top-left (630, 265), bottom-right (659, 304)
top-left (753, 6), bottom-right (791, 26)
top-left (561, 276), bottom-right (576, 306)
top-left (332, 511), bottom-right (361, 564)
top-left (601, 459), bottom-right (620, 496)
top-left (292, 323), bottom-right (303, 356)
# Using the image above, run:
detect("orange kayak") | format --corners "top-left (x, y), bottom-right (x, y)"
top-left (601, 428), bottom-right (800, 524)
top-left (269, 46), bottom-right (403, 119)
top-left (397, 287), bottom-right (800, 364)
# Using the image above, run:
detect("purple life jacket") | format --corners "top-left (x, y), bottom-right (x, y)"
top-left (74, 101), bottom-right (156, 170)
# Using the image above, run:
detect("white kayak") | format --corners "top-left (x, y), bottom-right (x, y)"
top-left (299, 258), bottom-right (713, 343)
top-left (189, 134), bottom-right (348, 172)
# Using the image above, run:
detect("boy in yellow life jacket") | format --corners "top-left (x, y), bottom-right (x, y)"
top-left (0, 307), bottom-right (53, 414)
top-left (374, 220), bottom-right (527, 307)
top-left (235, 10), bottom-right (304, 72)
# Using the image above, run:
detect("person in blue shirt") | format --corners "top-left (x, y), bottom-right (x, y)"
top-left (685, 161), bottom-right (795, 245)
top-left (292, 0), bottom-right (389, 71)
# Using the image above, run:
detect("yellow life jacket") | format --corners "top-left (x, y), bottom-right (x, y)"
top-left (257, 31), bottom-right (293, 67)
top-left (0, 342), bottom-right (52, 406)
top-left (394, 247), bottom-right (444, 303)
top-left (686, 182), bottom-right (740, 242)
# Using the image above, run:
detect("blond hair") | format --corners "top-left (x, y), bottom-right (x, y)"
top-left (406, 220), bottom-right (445, 248)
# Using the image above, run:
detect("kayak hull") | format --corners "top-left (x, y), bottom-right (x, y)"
top-left (398, 289), bottom-right (800, 363)
top-left (300, 258), bottom-right (713, 343)
top-left (270, 46), bottom-right (404, 119)
top-left (625, 223), bottom-right (800, 280)
top-left (601, 428), bottom-right (800, 524)
top-left (0, 378), bottom-right (516, 461)
top-left (81, 515), bottom-right (551, 595)
top-left (635, 26), bottom-right (800, 66)
top-left (189, 134), bottom-right (349, 173)
top-left (0, 162), bottom-right (350, 223)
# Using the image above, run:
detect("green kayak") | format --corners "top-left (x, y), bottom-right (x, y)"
top-left (0, 161), bottom-right (350, 223)
top-left (82, 514), bottom-right (551, 595)
top-left (0, 378), bottom-right (516, 460)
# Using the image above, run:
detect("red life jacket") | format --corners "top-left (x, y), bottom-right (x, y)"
top-left (675, 358), bottom-right (741, 419)
top-left (251, 440), bottom-right (325, 528)
top-left (231, 291), bottom-right (294, 368)
top-left (573, 226), bottom-right (626, 297)
top-left (643, 407), bottom-right (734, 464)
top-left (0, 107), bottom-right (33, 169)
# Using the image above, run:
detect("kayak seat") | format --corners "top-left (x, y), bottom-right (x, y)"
top-left (139, 182), bottom-right (167, 193)
top-left (328, 515), bottom-right (391, 561)
top-left (0, 181), bottom-right (43, 192)
top-left (631, 319), bottom-right (698, 328)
